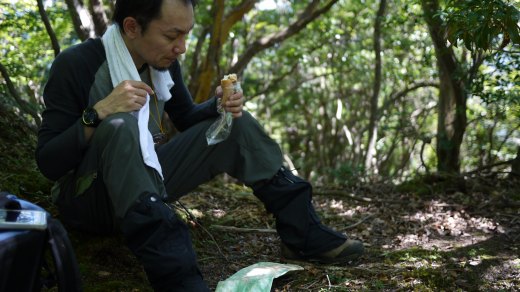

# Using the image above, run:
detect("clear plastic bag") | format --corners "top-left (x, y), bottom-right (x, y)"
top-left (215, 262), bottom-right (303, 292)
top-left (206, 79), bottom-right (242, 145)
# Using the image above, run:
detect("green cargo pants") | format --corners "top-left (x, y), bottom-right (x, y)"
top-left (53, 111), bottom-right (282, 234)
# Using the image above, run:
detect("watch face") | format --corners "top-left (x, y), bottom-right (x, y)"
top-left (153, 132), bottom-right (166, 145)
top-left (82, 107), bottom-right (99, 126)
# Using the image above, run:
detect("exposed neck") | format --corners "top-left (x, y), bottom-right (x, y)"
top-left (121, 33), bottom-right (144, 70)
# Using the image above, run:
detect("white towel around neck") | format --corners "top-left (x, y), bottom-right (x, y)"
top-left (102, 24), bottom-right (174, 179)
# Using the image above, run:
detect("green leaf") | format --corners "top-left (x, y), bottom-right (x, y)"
top-left (505, 21), bottom-right (520, 44)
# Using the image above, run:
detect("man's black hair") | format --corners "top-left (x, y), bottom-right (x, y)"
top-left (113, 0), bottom-right (197, 33)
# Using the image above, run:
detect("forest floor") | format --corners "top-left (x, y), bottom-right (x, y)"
top-left (3, 107), bottom-right (518, 291)
top-left (63, 174), bottom-right (520, 291)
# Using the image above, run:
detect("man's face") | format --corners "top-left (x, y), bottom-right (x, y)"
top-left (128, 0), bottom-right (194, 71)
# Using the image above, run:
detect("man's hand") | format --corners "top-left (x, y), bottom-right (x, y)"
top-left (94, 80), bottom-right (154, 120)
top-left (215, 86), bottom-right (244, 118)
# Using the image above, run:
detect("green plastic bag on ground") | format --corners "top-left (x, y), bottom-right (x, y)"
top-left (215, 262), bottom-right (303, 292)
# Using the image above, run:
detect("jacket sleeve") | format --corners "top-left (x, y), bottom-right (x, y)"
top-left (36, 47), bottom-right (93, 181)
top-left (164, 60), bottom-right (219, 131)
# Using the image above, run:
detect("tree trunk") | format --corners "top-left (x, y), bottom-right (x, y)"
top-left (191, 0), bottom-right (225, 103)
top-left (37, 0), bottom-right (60, 56)
top-left (422, 0), bottom-right (467, 174)
top-left (511, 146), bottom-right (520, 178)
top-left (190, 0), bottom-right (340, 102)
top-left (65, 0), bottom-right (95, 41)
top-left (364, 0), bottom-right (386, 174)
top-left (190, 0), bottom-right (257, 103)
top-left (89, 0), bottom-right (109, 36)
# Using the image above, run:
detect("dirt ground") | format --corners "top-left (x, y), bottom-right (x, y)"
top-left (71, 174), bottom-right (520, 291)
top-left (189, 176), bottom-right (519, 291)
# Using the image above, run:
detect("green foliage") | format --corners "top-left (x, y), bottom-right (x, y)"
top-left (238, 0), bottom-right (442, 182)
top-left (330, 163), bottom-right (366, 187)
top-left (1, 0), bottom-right (519, 187)
top-left (443, 0), bottom-right (520, 51)
top-left (0, 0), bottom-right (76, 111)
top-left (472, 50), bottom-right (520, 106)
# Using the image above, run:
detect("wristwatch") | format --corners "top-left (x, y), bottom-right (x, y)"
top-left (81, 107), bottom-right (101, 127)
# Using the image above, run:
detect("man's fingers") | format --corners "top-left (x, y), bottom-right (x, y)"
top-left (225, 93), bottom-right (244, 106)
top-left (136, 88), bottom-right (150, 99)
top-left (134, 96), bottom-right (146, 106)
top-left (224, 96), bottom-right (244, 117)
top-left (118, 81), bottom-right (151, 106)
top-left (120, 80), bottom-right (154, 95)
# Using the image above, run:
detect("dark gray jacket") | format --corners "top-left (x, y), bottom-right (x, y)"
top-left (36, 38), bottom-right (218, 181)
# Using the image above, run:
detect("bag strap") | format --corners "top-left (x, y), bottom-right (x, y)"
top-left (0, 192), bottom-right (82, 291)
top-left (45, 218), bottom-right (83, 292)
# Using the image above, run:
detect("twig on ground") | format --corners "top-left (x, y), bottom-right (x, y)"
top-left (343, 214), bottom-right (375, 230)
top-left (321, 265), bottom-right (407, 276)
top-left (173, 201), bottom-right (229, 262)
top-left (314, 189), bottom-right (396, 203)
top-left (210, 225), bottom-right (277, 233)
top-left (302, 279), bottom-right (320, 290)
top-left (314, 189), bottom-right (373, 202)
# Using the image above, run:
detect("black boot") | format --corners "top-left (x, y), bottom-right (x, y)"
top-left (120, 193), bottom-right (209, 292)
top-left (253, 167), bottom-right (364, 263)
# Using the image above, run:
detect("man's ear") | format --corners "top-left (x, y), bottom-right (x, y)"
top-left (122, 17), bottom-right (141, 38)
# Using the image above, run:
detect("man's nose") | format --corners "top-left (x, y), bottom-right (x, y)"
top-left (173, 36), bottom-right (187, 55)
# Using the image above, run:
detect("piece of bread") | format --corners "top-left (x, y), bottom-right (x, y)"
top-left (221, 74), bottom-right (238, 104)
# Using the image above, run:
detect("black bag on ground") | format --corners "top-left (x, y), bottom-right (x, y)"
top-left (0, 192), bottom-right (82, 292)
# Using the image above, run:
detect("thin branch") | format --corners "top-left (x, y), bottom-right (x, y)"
top-left (419, 140), bottom-right (431, 174)
top-left (464, 159), bottom-right (515, 175)
top-left (496, 123), bottom-right (520, 155)
top-left (249, 63), bottom-right (299, 100)
top-left (389, 81), bottom-right (439, 101)
top-left (210, 225), bottom-right (276, 233)
top-left (229, 0), bottom-right (340, 74)
top-left (313, 189), bottom-right (398, 203)
top-left (173, 202), bottom-right (229, 262)
top-left (358, 81), bottom-right (438, 135)
top-left (37, 0), bottom-right (60, 56)
top-left (249, 41), bottom-right (329, 101)
top-left (0, 61), bottom-right (40, 131)
top-left (313, 189), bottom-right (373, 203)
top-left (343, 215), bottom-right (375, 231)
top-left (261, 70), bottom-right (338, 106)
